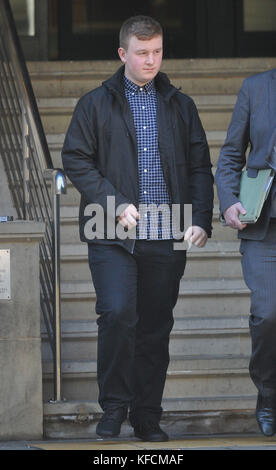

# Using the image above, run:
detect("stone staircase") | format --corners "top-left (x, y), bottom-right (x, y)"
top-left (28, 57), bottom-right (276, 438)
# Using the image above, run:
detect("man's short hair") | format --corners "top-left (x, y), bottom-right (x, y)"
top-left (119, 15), bottom-right (163, 50)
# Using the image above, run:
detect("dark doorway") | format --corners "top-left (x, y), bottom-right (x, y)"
top-left (235, 0), bottom-right (276, 57)
top-left (57, 0), bottom-right (197, 59)
top-left (56, 0), bottom-right (276, 60)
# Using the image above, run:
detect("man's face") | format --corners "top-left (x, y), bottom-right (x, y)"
top-left (118, 34), bottom-right (163, 86)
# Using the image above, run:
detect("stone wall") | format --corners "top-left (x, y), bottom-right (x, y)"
top-left (0, 221), bottom-right (45, 439)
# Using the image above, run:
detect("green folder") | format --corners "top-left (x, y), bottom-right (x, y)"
top-left (238, 168), bottom-right (275, 223)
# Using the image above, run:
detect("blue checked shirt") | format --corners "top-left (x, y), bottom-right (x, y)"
top-left (124, 75), bottom-right (173, 240)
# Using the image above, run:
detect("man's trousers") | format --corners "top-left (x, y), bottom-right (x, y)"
top-left (240, 219), bottom-right (276, 396)
top-left (88, 239), bottom-right (186, 424)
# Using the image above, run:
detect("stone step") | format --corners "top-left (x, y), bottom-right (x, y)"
top-left (43, 395), bottom-right (256, 418)
top-left (46, 130), bottom-right (226, 170)
top-left (32, 75), bottom-right (245, 99)
top-left (42, 350), bottom-right (250, 370)
top-left (59, 276), bottom-right (249, 321)
top-left (53, 166), bottom-right (219, 207)
top-left (212, 211), bottom-right (239, 241)
top-left (60, 271), bottom-right (249, 297)
top-left (41, 315), bottom-right (250, 364)
top-left (60, 240), bottom-right (243, 283)
top-left (59, 203), bottom-right (239, 245)
top-left (43, 317), bottom-right (251, 355)
top-left (42, 396), bottom-right (258, 439)
top-left (28, 56), bottom-right (276, 74)
top-left (42, 314), bottom-right (250, 340)
top-left (164, 368), bottom-right (254, 400)
top-left (42, 395), bottom-right (258, 440)
top-left (162, 394), bottom-right (256, 412)
top-left (31, 71), bottom-right (244, 98)
top-left (38, 95), bottom-right (234, 133)
top-left (49, 159), bottom-right (220, 212)
top-left (42, 328), bottom-right (250, 363)
top-left (0, 131), bottom-right (225, 173)
top-left (44, 352), bottom-right (250, 374)
top-left (59, 201), bottom-right (224, 225)
top-left (39, 95), bottom-right (237, 108)
top-left (42, 353), bottom-right (254, 402)
top-left (28, 57), bottom-right (276, 98)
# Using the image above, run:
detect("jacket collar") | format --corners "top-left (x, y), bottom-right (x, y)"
top-left (102, 65), bottom-right (178, 101)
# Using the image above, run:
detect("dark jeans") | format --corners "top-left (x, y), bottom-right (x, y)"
top-left (88, 239), bottom-right (186, 424)
top-left (240, 219), bottom-right (276, 396)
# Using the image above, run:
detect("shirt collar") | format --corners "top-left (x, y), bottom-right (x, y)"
top-left (123, 75), bottom-right (155, 94)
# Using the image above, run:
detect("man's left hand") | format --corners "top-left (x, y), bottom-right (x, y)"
top-left (184, 226), bottom-right (208, 248)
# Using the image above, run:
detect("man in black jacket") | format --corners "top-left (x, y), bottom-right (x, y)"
top-left (62, 15), bottom-right (213, 442)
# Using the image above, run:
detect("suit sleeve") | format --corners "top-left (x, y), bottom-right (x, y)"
top-left (62, 95), bottom-right (130, 215)
top-left (215, 79), bottom-right (250, 215)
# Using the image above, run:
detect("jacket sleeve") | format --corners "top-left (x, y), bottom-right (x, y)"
top-left (188, 99), bottom-right (214, 237)
top-left (62, 95), bottom-right (130, 215)
top-left (215, 79), bottom-right (250, 215)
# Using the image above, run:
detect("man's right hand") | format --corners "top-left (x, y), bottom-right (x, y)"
top-left (117, 204), bottom-right (140, 230)
top-left (224, 202), bottom-right (247, 230)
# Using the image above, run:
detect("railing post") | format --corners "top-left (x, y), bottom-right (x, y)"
top-left (53, 175), bottom-right (61, 401)
top-left (52, 169), bottom-right (66, 402)
top-left (44, 169), bottom-right (67, 402)
top-left (22, 110), bottom-right (30, 220)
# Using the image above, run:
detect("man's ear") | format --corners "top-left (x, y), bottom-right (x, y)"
top-left (118, 47), bottom-right (127, 63)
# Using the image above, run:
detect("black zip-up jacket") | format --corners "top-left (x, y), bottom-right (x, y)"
top-left (62, 66), bottom-right (214, 252)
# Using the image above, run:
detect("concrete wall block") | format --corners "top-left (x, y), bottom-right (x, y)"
top-left (0, 221), bottom-right (45, 439)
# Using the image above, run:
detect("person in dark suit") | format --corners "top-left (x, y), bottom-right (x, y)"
top-left (215, 68), bottom-right (276, 436)
top-left (62, 15), bottom-right (213, 442)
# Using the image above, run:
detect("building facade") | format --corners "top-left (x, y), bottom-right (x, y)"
top-left (10, 0), bottom-right (276, 61)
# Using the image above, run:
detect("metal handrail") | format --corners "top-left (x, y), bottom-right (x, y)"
top-left (0, 0), bottom-right (66, 402)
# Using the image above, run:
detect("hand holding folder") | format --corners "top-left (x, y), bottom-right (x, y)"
top-left (238, 128), bottom-right (276, 223)
top-left (238, 168), bottom-right (274, 223)
top-left (221, 168), bottom-right (274, 227)
top-left (223, 202), bottom-right (247, 230)
top-left (221, 128), bottom-right (276, 227)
